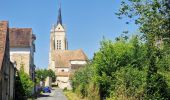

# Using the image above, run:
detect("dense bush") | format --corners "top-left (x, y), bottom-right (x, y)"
top-left (15, 64), bottom-right (34, 99)
top-left (109, 66), bottom-right (147, 100)
top-left (71, 64), bottom-right (97, 98)
top-left (71, 36), bottom-right (170, 100)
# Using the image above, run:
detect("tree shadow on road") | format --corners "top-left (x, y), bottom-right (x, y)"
top-left (37, 94), bottom-right (51, 98)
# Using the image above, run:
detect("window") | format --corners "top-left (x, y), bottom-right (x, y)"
top-left (56, 40), bottom-right (61, 50)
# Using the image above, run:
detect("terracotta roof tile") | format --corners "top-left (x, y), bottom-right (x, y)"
top-left (0, 21), bottom-right (8, 70)
top-left (55, 49), bottom-right (88, 68)
top-left (9, 28), bottom-right (33, 48)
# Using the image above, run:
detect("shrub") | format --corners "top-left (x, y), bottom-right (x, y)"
top-left (15, 64), bottom-right (34, 99)
top-left (108, 66), bottom-right (146, 100)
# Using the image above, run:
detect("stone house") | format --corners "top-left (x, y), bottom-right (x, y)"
top-left (54, 49), bottom-right (88, 89)
top-left (9, 28), bottom-right (36, 80)
top-left (0, 21), bottom-right (16, 100)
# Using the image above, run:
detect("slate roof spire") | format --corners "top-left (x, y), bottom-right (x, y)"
top-left (57, 1), bottom-right (62, 25)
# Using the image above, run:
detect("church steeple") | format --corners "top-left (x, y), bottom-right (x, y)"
top-left (57, 3), bottom-right (62, 25)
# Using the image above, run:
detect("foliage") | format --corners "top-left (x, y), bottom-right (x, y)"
top-left (72, 0), bottom-right (170, 100)
top-left (93, 39), bottom-right (133, 98)
top-left (71, 64), bottom-right (96, 99)
top-left (144, 73), bottom-right (169, 100)
top-left (15, 64), bottom-right (34, 99)
top-left (48, 69), bottom-right (56, 82)
top-left (71, 35), bottom-right (170, 100)
top-left (108, 66), bottom-right (147, 100)
top-left (116, 0), bottom-right (170, 99)
top-left (64, 90), bottom-right (88, 100)
top-left (35, 69), bottom-right (56, 82)
top-left (72, 37), bottom-right (148, 100)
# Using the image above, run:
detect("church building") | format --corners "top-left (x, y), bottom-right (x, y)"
top-left (48, 5), bottom-right (88, 89)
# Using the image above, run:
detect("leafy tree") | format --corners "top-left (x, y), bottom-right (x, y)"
top-left (35, 69), bottom-right (56, 82)
top-left (116, 0), bottom-right (170, 99)
top-left (130, 35), bottom-right (147, 69)
top-left (48, 69), bottom-right (56, 82)
top-left (93, 39), bottom-right (133, 99)
top-left (71, 1), bottom-right (170, 99)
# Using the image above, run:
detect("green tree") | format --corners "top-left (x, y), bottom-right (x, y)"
top-left (116, 0), bottom-right (170, 99)
top-left (35, 69), bottom-right (56, 82)
top-left (93, 39), bottom-right (133, 99)
top-left (71, 1), bottom-right (170, 99)
top-left (72, 37), bottom-right (148, 100)
top-left (48, 69), bottom-right (56, 82)
top-left (130, 36), bottom-right (147, 69)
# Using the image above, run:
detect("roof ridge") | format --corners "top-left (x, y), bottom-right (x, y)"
top-left (55, 49), bottom-right (88, 68)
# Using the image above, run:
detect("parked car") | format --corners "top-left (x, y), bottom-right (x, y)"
top-left (42, 86), bottom-right (51, 93)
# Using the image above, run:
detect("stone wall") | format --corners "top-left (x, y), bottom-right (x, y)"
top-left (9, 62), bottom-right (15, 100)
top-left (10, 53), bottom-right (30, 75)
top-left (45, 77), bottom-right (52, 87)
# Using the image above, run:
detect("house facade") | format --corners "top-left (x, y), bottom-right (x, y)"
top-left (9, 28), bottom-right (36, 80)
top-left (48, 5), bottom-right (88, 89)
top-left (0, 21), bottom-right (16, 100)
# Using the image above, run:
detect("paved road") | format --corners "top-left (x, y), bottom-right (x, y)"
top-left (36, 88), bottom-right (68, 100)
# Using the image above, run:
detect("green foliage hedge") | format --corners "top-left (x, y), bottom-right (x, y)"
top-left (15, 64), bottom-right (34, 99)
top-left (72, 36), bottom-right (170, 100)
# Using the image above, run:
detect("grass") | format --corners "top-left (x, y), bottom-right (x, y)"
top-left (64, 90), bottom-right (88, 100)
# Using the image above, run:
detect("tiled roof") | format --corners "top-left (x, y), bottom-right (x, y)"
top-left (55, 49), bottom-right (88, 68)
top-left (9, 28), bottom-right (33, 48)
top-left (0, 21), bottom-right (8, 70)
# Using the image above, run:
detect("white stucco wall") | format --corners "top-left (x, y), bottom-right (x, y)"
top-left (10, 48), bottom-right (30, 55)
top-left (70, 60), bottom-right (87, 65)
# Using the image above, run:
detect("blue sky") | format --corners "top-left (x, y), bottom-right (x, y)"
top-left (0, 0), bottom-right (138, 68)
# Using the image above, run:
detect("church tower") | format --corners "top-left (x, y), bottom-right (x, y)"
top-left (49, 4), bottom-right (68, 70)
top-left (52, 5), bottom-right (68, 51)
top-left (48, 2), bottom-right (88, 89)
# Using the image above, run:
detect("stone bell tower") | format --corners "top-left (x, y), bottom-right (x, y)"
top-left (49, 4), bottom-right (68, 70)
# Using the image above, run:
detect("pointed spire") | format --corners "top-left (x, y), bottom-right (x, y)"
top-left (57, 0), bottom-right (62, 25)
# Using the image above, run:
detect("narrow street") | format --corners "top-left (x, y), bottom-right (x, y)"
top-left (36, 88), bottom-right (68, 100)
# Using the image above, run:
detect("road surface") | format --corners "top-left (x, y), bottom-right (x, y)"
top-left (36, 88), bottom-right (68, 100)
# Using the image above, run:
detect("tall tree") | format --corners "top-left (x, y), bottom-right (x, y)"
top-left (116, 0), bottom-right (170, 99)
